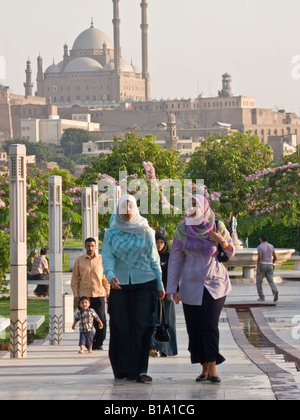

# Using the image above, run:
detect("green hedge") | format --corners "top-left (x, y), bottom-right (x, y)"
top-left (243, 223), bottom-right (299, 251)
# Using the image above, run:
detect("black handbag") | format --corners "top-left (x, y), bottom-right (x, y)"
top-left (217, 243), bottom-right (229, 262)
top-left (216, 220), bottom-right (229, 263)
top-left (152, 299), bottom-right (170, 343)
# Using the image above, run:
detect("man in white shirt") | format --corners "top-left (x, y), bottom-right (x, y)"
top-left (256, 234), bottom-right (278, 302)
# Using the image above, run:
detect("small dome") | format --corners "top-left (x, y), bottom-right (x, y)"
top-left (45, 61), bottom-right (64, 74)
top-left (63, 57), bottom-right (103, 73)
top-left (120, 58), bottom-right (135, 72)
top-left (102, 58), bottom-right (140, 73)
top-left (167, 113), bottom-right (176, 123)
top-left (72, 27), bottom-right (113, 50)
top-left (102, 60), bottom-right (114, 71)
top-left (131, 64), bottom-right (140, 73)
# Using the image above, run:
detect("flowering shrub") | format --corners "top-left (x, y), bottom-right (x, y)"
top-left (91, 161), bottom-right (223, 238)
top-left (242, 162), bottom-right (300, 230)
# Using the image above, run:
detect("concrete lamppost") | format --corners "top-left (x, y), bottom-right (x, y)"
top-left (90, 184), bottom-right (98, 253)
top-left (81, 187), bottom-right (92, 252)
top-left (48, 176), bottom-right (63, 345)
top-left (9, 144), bottom-right (27, 358)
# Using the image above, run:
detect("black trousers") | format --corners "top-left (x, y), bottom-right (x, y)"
top-left (108, 280), bottom-right (157, 380)
top-left (89, 297), bottom-right (107, 348)
top-left (33, 273), bottom-right (49, 296)
top-left (183, 287), bottom-right (226, 366)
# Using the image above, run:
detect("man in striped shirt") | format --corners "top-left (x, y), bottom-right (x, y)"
top-left (71, 237), bottom-right (110, 350)
top-left (31, 248), bottom-right (50, 297)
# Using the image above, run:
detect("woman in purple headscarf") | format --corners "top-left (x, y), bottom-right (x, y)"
top-left (166, 195), bottom-right (235, 383)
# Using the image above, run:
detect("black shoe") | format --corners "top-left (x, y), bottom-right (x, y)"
top-left (274, 291), bottom-right (279, 302)
top-left (92, 345), bottom-right (103, 350)
top-left (209, 376), bottom-right (221, 383)
top-left (196, 374), bottom-right (210, 382)
top-left (136, 374), bottom-right (152, 383)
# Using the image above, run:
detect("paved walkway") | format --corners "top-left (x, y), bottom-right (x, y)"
top-left (1, 273), bottom-right (300, 402)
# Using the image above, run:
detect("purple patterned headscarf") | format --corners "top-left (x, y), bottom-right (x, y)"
top-left (173, 195), bottom-right (217, 257)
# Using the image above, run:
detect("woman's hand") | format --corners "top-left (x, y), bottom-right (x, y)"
top-left (167, 293), bottom-right (180, 304)
top-left (208, 231), bottom-right (223, 243)
top-left (110, 277), bottom-right (121, 290)
top-left (158, 289), bottom-right (166, 300)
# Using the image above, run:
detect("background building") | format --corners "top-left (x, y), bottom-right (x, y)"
top-left (0, 0), bottom-right (299, 159)
top-left (21, 114), bottom-right (100, 145)
top-left (36, 0), bottom-right (150, 105)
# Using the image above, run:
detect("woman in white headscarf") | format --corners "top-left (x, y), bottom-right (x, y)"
top-left (102, 194), bottom-right (165, 383)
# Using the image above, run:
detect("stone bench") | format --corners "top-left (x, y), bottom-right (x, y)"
top-left (0, 315), bottom-right (45, 335)
top-left (27, 315), bottom-right (45, 334)
top-left (0, 317), bottom-right (10, 335)
top-left (290, 256), bottom-right (300, 270)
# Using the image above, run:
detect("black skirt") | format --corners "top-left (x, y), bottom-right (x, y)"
top-left (108, 280), bottom-right (157, 380)
top-left (183, 287), bottom-right (226, 365)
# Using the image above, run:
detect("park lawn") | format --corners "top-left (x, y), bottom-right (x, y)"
top-left (0, 297), bottom-right (49, 350)
top-left (64, 238), bottom-right (82, 248)
top-left (64, 238), bottom-right (103, 249)
top-left (279, 260), bottom-right (295, 270)
top-left (233, 260), bottom-right (295, 271)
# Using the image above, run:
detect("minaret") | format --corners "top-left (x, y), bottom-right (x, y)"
top-left (36, 54), bottom-right (44, 97)
top-left (112, 0), bottom-right (121, 101)
top-left (140, 0), bottom-right (150, 100)
top-left (63, 43), bottom-right (69, 64)
top-left (221, 73), bottom-right (232, 97)
top-left (24, 59), bottom-right (34, 97)
top-left (165, 113), bottom-right (178, 150)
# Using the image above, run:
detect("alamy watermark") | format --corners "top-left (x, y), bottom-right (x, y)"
top-left (291, 315), bottom-right (300, 340)
top-left (291, 55), bottom-right (300, 80)
top-left (0, 55), bottom-right (6, 80)
top-left (97, 170), bottom-right (206, 222)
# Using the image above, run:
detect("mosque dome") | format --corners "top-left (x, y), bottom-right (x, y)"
top-left (102, 60), bottom-right (114, 71)
top-left (45, 61), bottom-right (64, 74)
top-left (167, 113), bottom-right (176, 123)
top-left (72, 26), bottom-right (113, 50)
top-left (63, 57), bottom-right (103, 73)
top-left (103, 58), bottom-right (140, 73)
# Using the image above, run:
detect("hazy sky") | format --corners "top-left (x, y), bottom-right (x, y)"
top-left (1, 0), bottom-right (300, 115)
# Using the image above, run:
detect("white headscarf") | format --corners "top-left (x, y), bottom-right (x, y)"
top-left (114, 194), bottom-right (149, 234)
top-left (104, 194), bottom-right (157, 271)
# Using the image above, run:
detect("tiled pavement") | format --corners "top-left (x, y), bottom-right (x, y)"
top-left (0, 273), bottom-right (300, 401)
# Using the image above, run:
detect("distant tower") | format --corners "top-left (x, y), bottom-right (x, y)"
top-left (36, 54), bottom-right (44, 96)
top-left (220, 72), bottom-right (232, 97)
top-left (63, 43), bottom-right (69, 64)
top-left (112, 0), bottom-right (121, 101)
top-left (140, 0), bottom-right (150, 100)
top-left (165, 113), bottom-right (178, 150)
top-left (24, 59), bottom-right (34, 97)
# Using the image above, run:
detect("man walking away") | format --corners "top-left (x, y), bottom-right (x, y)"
top-left (256, 234), bottom-right (278, 302)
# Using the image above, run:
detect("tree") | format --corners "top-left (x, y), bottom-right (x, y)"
top-left (0, 230), bottom-right (9, 294)
top-left (60, 128), bottom-right (93, 156)
top-left (0, 167), bottom-right (82, 277)
top-left (76, 133), bottom-right (187, 239)
top-left (3, 139), bottom-right (54, 162)
top-left (185, 131), bottom-right (273, 219)
top-left (79, 132), bottom-right (186, 185)
top-left (241, 161), bottom-right (300, 234)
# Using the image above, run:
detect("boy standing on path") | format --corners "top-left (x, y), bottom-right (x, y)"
top-left (256, 234), bottom-right (278, 302)
top-left (72, 296), bottom-right (103, 354)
